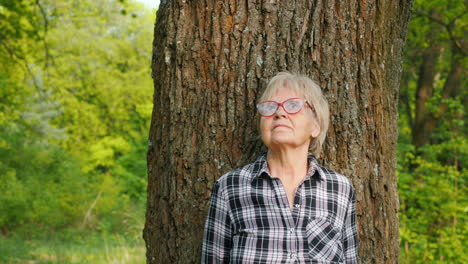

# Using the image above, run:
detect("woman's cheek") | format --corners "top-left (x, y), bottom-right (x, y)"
top-left (259, 120), bottom-right (271, 147)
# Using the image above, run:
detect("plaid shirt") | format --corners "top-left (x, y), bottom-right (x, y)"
top-left (201, 153), bottom-right (358, 263)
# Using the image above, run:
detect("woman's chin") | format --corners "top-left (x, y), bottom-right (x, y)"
top-left (270, 137), bottom-right (295, 147)
top-left (267, 135), bottom-right (310, 150)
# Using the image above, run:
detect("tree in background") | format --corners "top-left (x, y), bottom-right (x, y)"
top-left (0, 0), bottom-right (154, 235)
top-left (401, 0), bottom-right (466, 149)
top-left (43, 0), bottom-right (154, 206)
top-left (144, 0), bottom-right (412, 263)
top-left (398, 0), bottom-right (467, 262)
top-left (0, 0), bottom-right (78, 233)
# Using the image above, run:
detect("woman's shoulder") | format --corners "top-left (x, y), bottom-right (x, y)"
top-left (215, 155), bottom-right (267, 190)
top-left (315, 164), bottom-right (356, 196)
top-left (217, 162), bottom-right (258, 184)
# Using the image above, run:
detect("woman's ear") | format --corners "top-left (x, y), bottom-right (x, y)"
top-left (311, 122), bottom-right (320, 138)
top-left (311, 128), bottom-right (320, 138)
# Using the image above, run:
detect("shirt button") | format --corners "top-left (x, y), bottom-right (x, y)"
top-left (294, 204), bottom-right (300, 208)
top-left (290, 228), bottom-right (295, 233)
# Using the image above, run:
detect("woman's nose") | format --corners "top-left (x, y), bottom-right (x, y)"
top-left (273, 105), bottom-right (288, 118)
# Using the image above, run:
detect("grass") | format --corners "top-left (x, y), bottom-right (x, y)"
top-left (0, 229), bottom-right (145, 264)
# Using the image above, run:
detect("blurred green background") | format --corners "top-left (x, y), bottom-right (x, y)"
top-left (0, 0), bottom-right (465, 263)
top-left (1, 0), bottom-right (153, 263)
top-left (397, 0), bottom-right (466, 263)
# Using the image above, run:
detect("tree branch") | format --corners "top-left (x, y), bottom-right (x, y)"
top-left (413, 9), bottom-right (468, 56)
top-left (0, 35), bottom-right (41, 91)
top-left (35, 0), bottom-right (54, 70)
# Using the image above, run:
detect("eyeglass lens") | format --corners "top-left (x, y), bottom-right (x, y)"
top-left (257, 98), bottom-right (306, 116)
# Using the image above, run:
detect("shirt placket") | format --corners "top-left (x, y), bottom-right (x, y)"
top-left (291, 184), bottom-right (305, 263)
top-left (272, 178), bottom-right (301, 263)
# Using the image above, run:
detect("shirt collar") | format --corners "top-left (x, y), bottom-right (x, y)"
top-left (250, 152), bottom-right (324, 182)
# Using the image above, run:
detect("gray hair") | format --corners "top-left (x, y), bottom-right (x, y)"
top-left (259, 72), bottom-right (330, 157)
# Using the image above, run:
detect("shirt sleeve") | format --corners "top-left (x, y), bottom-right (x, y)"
top-left (201, 181), bottom-right (233, 264)
top-left (342, 186), bottom-right (358, 263)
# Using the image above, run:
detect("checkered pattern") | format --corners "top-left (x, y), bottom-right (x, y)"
top-left (201, 153), bottom-right (358, 264)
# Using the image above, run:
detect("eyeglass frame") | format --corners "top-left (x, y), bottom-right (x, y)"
top-left (256, 98), bottom-right (315, 117)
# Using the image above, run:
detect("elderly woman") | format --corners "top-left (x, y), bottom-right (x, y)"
top-left (201, 72), bottom-right (358, 263)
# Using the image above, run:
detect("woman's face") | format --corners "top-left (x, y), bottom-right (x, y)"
top-left (260, 87), bottom-right (319, 151)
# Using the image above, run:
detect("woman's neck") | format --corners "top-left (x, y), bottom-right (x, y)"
top-left (266, 147), bottom-right (309, 183)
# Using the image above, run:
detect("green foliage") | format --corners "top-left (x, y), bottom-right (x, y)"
top-left (0, 121), bottom-right (88, 230)
top-left (398, 146), bottom-right (467, 263)
top-left (398, 153), bottom-right (467, 262)
top-left (398, 101), bottom-right (467, 263)
top-left (112, 135), bottom-right (148, 203)
top-left (0, 0), bottom-right (43, 56)
top-left (0, 0), bottom-right (154, 238)
top-left (398, 0), bottom-right (467, 261)
top-left (397, 0), bottom-right (468, 263)
top-left (398, 97), bottom-right (467, 261)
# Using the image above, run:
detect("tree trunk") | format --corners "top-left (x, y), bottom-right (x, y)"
top-left (412, 42), bottom-right (441, 148)
top-left (410, 10), bottom-right (465, 149)
top-left (144, 0), bottom-right (412, 263)
top-left (413, 47), bottom-right (463, 148)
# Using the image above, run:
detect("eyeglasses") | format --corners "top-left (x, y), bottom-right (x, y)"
top-left (256, 98), bottom-right (313, 117)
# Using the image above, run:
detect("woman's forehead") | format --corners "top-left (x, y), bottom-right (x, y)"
top-left (267, 86), bottom-right (304, 99)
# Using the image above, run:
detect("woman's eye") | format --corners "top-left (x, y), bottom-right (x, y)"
top-left (266, 103), bottom-right (277, 110)
top-left (287, 102), bottom-right (300, 109)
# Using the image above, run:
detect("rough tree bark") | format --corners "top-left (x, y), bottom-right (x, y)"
top-left (144, 0), bottom-right (412, 263)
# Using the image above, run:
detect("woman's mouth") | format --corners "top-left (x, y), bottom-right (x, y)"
top-left (273, 124), bottom-right (291, 129)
